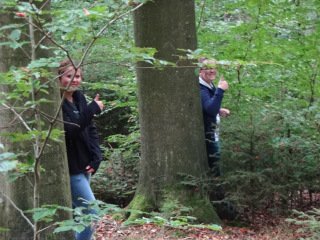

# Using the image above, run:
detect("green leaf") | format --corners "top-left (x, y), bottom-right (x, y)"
top-left (202, 224), bottom-right (223, 231)
top-left (8, 29), bottom-right (21, 41)
top-left (54, 224), bottom-right (85, 234)
top-left (0, 24), bottom-right (23, 32)
top-left (49, 129), bottom-right (64, 142)
top-left (27, 58), bottom-right (60, 69)
top-left (0, 151), bottom-right (16, 161)
top-left (29, 207), bottom-right (57, 222)
top-left (0, 160), bottom-right (18, 172)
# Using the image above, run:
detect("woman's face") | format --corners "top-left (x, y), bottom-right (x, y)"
top-left (59, 66), bottom-right (82, 92)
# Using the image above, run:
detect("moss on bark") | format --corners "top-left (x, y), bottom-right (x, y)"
top-left (126, 193), bottom-right (154, 222)
top-left (160, 188), bottom-right (221, 224)
top-left (127, 186), bottom-right (221, 224)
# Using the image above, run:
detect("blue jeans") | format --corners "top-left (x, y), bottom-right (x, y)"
top-left (70, 173), bottom-right (97, 240)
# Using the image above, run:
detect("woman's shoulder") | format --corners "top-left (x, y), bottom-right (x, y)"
top-left (73, 90), bottom-right (86, 101)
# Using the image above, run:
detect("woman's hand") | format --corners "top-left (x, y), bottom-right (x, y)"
top-left (86, 165), bottom-right (95, 173)
top-left (94, 94), bottom-right (104, 111)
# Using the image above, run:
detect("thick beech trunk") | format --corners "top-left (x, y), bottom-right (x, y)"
top-left (130, 0), bottom-right (220, 223)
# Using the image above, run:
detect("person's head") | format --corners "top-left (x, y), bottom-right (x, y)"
top-left (199, 58), bottom-right (218, 84)
top-left (58, 59), bottom-right (82, 92)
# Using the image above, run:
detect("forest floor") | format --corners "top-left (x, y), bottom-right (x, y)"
top-left (94, 211), bottom-right (308, 240)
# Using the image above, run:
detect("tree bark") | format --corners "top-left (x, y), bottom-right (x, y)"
top-left (0, 2), bottom-right (73, 239)
top-left (130, 0), bottom-right (220, 223)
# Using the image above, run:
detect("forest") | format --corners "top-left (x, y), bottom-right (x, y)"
top-left (0, 0), bottom-right (319, 239)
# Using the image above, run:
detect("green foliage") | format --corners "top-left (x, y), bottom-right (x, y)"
top-left (24, 201), bottom-right (121, 234)
top-left (87, 59), bottom-right (139, 205)
top-left (87, 0), bottom-right (320, 217)
top-left (0, 0), bottom-right (144, 237)
top-left (222, 108), bottom-right (320, 210)
top-left (0, 143), bottom-right (18, 172)
top-left (0, 151), bottom-right (17, 173)
top-left (192, 0), bottom-right (320, 214)
top-left (92, 129), bottom-right (140, 205)
top-left (53, 219), bottom-right (85, 234)
top-left (287, 208), bottom-right (320, 240)
top-left (124, 213), bottom-right (222, 232)
top-left (1, 0), bottom-right (319, 235)
top-left (27, 205), bottom-right (63, 223)
top-left (53, 200), bottom-right (120, 234)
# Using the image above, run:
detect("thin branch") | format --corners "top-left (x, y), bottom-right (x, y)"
top-left (22, 18), bottom-right (72, 60)
top-left (34, 35), bottom-right (47, 50)
top-left (0, 191), bottom-right (34, 229)
top-left (1, 103), bottom-right (32, 131)
top-left (2, 35), bottom-right (31, 59)
top-left (28, 15), bottom-right (36, 61)
top-left (38, 109), bottom-right (80, 127)
top-left (39, 0), bottom-right (51, 11)
top-left (36, 223), bottom-right (55, 235)
top-left (196, 0), bottom-right (207, 31)
top-left (79, 3), bottom-right (145, 66)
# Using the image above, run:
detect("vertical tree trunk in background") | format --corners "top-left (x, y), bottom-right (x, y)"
top-left (0, 2), bottom-right (73, 239)
top-left (0, 12), bottom-right (35, 240)
top-left (130, 0), bottom-right (220, 223)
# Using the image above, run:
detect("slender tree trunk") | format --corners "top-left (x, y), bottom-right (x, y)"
top-left (0, 10), bottom-right (35, 240)
top-left (0, 2), bottom-right (73, 239)
top-left (130, 0), bottom-right (220, 223)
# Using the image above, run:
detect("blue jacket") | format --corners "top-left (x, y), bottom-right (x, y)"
top-left (62, 90), bottom-right (102, 175)
top-left (199, 84), bottom-right (225, 133)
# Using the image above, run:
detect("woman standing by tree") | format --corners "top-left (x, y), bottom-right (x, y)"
top-left (58, 59), bottom-right (104, 240)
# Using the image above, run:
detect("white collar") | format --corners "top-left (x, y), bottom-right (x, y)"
top-left (199, 77), bottom-right (213, 89)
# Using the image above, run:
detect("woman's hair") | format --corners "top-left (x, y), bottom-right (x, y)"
top-left (58, 59), bottom-right (81, 78)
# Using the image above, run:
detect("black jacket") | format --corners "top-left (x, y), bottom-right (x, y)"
top-left (62, 90), bottom-right (102, 175)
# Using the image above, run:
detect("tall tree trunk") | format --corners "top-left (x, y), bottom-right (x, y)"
top-left (0, 2), bottom-right (73, 239)
top-left (130, 0), bottom-right (220, 223)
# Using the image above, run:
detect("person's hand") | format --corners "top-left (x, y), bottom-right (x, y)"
top-left (218, 76), bottom-right (228, 91)
top-left (219, 108), bottom-right (230, 117)
top-left (86, 165), bottom-right (95, 173)
top-left (94, 94), bottom-right (104, 111)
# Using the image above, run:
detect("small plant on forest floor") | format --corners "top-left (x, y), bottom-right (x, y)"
top-left (286, 208), bottom-right (320, 239)
top-left (123, 212), bottom-right (222, 232)
top-left (24, 200), bottom-right (121, 235)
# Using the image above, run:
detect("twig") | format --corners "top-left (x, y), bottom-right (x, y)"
top-left (34, 35), bottom-right (47, 50)
top-left (38, 110), bottom-right (80, 127)
top-left (36, 223), bottom-right (55, 235)
top-left (1, 103), bottom-right (32, 131)
top-left (196, 0), bottom-right (206, 31)
top-left (79, 3), bottom-right (145, 66)
top-left (39, 0), bottom-right (50, 11)
top-left (0, 191), bottom-right (34, 229)
top-left (22, 18), bottom-right (72, 61)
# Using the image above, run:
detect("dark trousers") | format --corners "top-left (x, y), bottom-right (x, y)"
top-left (205, 131), bottom-right (221, 177)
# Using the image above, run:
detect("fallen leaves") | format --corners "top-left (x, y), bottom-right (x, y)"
top-left (94, 214), bottom-right (301, 240)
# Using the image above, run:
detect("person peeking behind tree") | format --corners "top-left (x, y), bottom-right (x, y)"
top-left (58, 59), bottom-right (104, 240)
